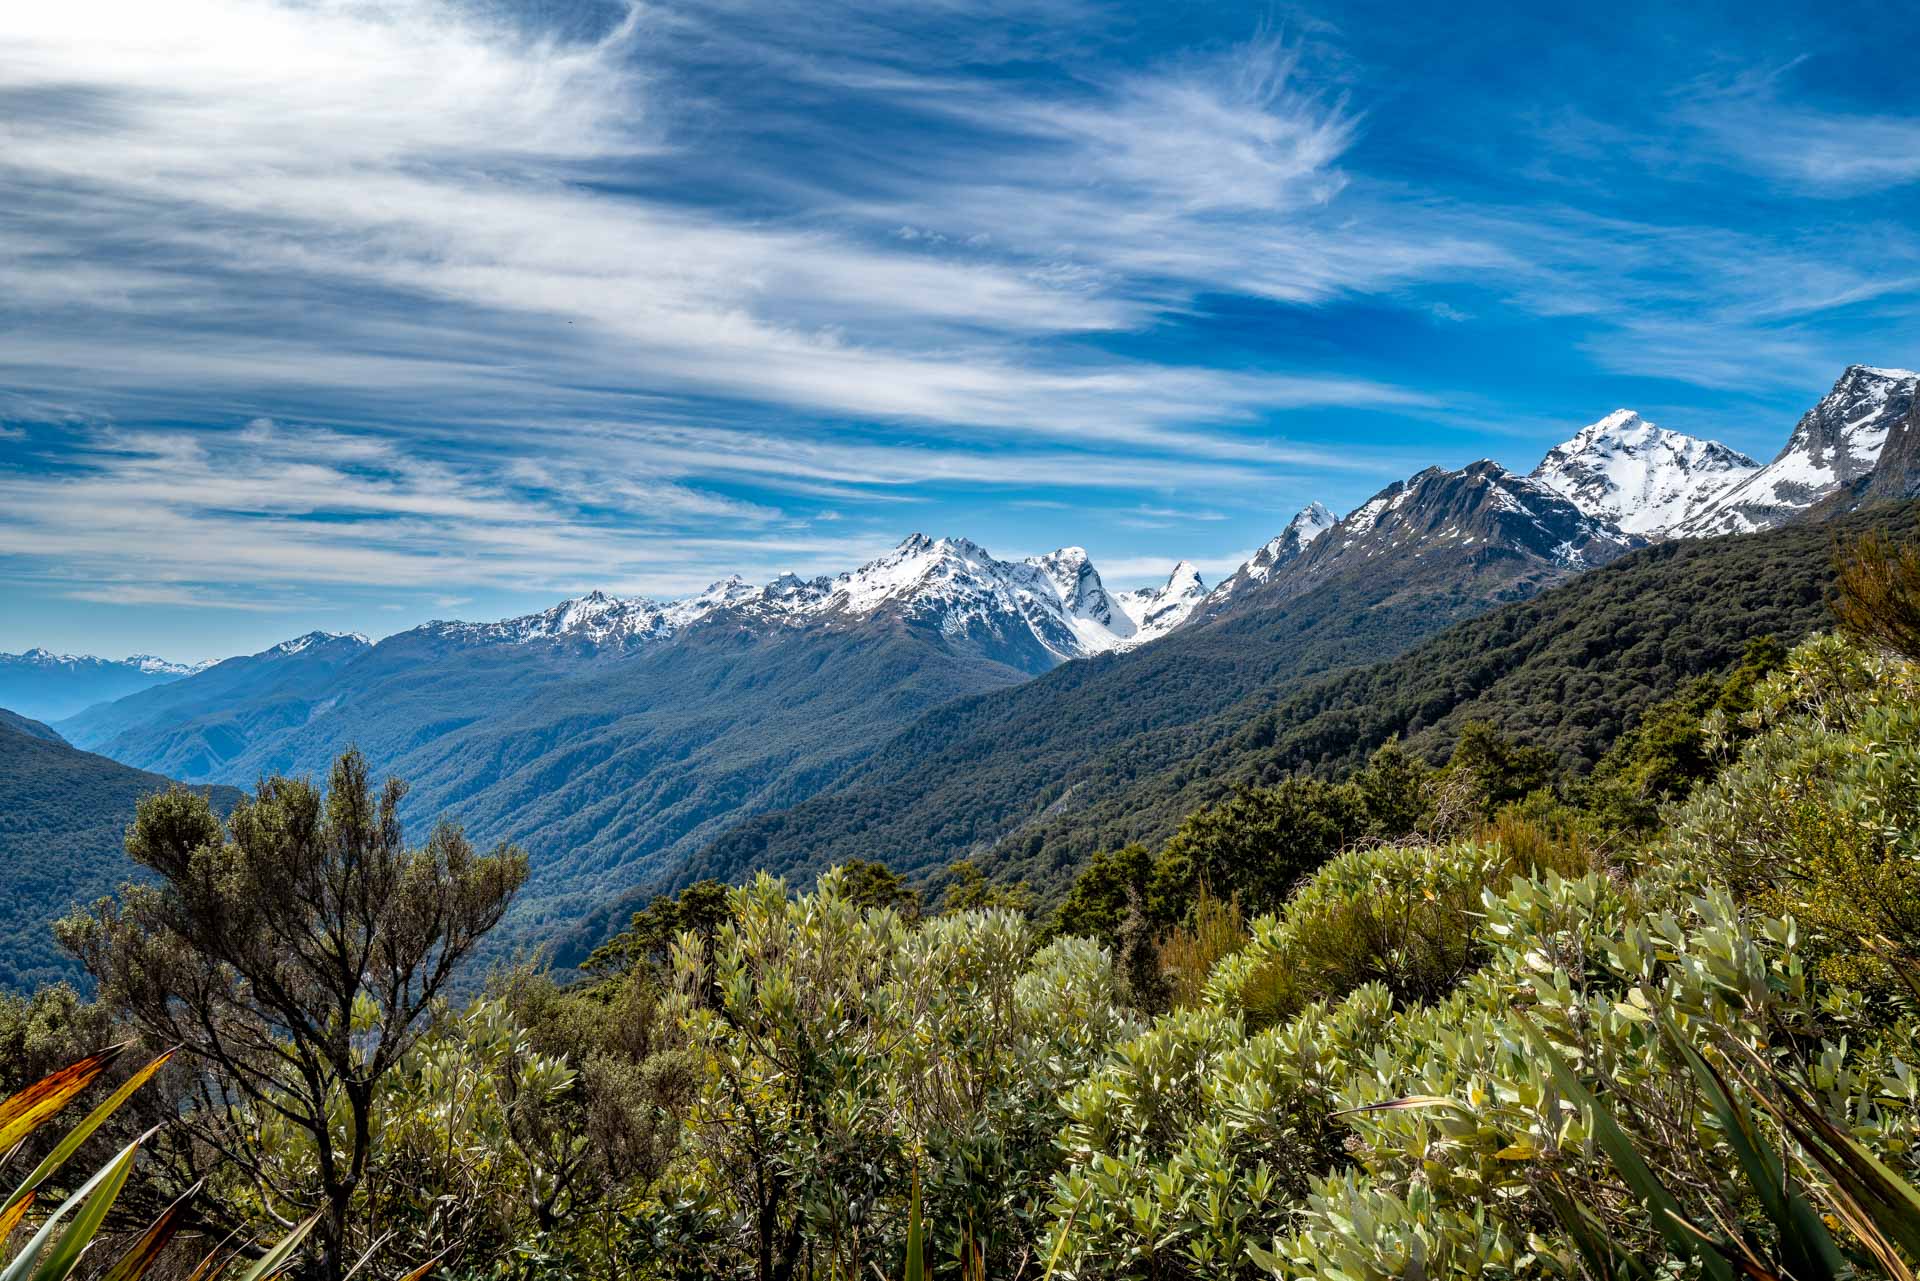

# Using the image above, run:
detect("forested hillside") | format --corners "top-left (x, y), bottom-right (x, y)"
top-left (0, 710), bottom-right (242, 990)
top-left (56, 630), bottom-right (374, 779)
top-left (336, 617), bottom-right (1043, 949)
top-left (683, 501), bottom-right (1912, 912)
top-left (965, 498), bottom-right (1920, 889)
top-left (18, 554), bottom-right (1920, 1281)
top-left (673, 481), bottom-right (1625, 930)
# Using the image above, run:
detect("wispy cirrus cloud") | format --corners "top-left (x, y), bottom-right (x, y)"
top-left (4, 0), bottom-right (1919, 655)
top-left (0, 0), bottom-right (1427, 450)
top-left (0, 408), bottom-right (1393, 613)
top-left (1679, 68), bottom-right (1920, 196)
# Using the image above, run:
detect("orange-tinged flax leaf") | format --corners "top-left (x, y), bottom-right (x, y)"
top-left (0, 1190), bottom-right (35, 1241)
top-left (0, 1046), bottom-right (127, 1151)
top-left (98, 1182), bottom-right (203, 1281)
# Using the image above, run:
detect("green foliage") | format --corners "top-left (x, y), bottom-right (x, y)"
top-left (1150, 775), bottom-right (1369, 919)
top-left (0, 986), bottom-right (112, 1098)
top-left (0, 1042), bottom-right (315, 1281)
top-left (1665, 631), bottom-right (1920, 997)
top-left (1833, 526), bottom-right (1920, 664)
top-left (1443, 720), bottom-right (1558, 811)
top-left (0, 714), bottom-right (240, 992)
top-left (690, 529), bottom-right (1577, 904)
top-left (14, 531), bottom-right (1920, 1280)
top-left (57, 749), bottom-right (528, 1281)
top-left (1579, 634), bottom-right (1786, 831)
top-left (969, 502), bottom-right (1920, 892)
top-left (1050, 740), bottom-right (1441, 951)
top-left (582, 878), bottom-right (735, 978)
top-left (1031, 628), bottom-right (1920, 1280)
top-left (1050, 844), bottom-right (1155, 945)
top-left (643, 868), bottom-right (1137, 1280)
top-left (935, 858), bottom-right (1035, 916)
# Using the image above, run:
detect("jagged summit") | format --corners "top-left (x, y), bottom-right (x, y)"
top-left (1325, 460), bottom-right (1637, 570)
top-left (1530, 409), bottom-right (1758, 536)
top-left (412, 533), bottom-right (1152, 670)
top-left (1202, 501), bottom-right (1336, 612)
top-left (1274, 501), bottom-right (1337, 555)
top-left (1677, 365), bottom-right (1918, 537)
top-left (1144, 459), bottom-right (1644, 628)
top-left (1115, 560), bottom-right (1208, 645)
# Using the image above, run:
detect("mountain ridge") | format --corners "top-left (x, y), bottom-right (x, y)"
top-left (0, 649), bottom-right (213, 722)
top-left (1529, 409), bottom-right (1758, 535)
top-left (0, 707), bottom-right (245, 991)
top-left (1677, 365), bottom-right (1917, 536)
top-left (13, 359), bottom-right (1918, 972)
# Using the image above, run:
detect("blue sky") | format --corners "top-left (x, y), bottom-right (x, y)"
top-left (2, 0), bottom-right (1917, 661)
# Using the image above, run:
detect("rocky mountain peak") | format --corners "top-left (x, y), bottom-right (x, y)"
top-left (1677, 364), bottom-right (1918, 537)
top-left (1197, 501), bottom-right (1338, 615)
top-left (1114, 560), bottom-right (1209, 645)
top-left (1025, 546), bottom-right (1129, 632)
top-left (1531, 409), bottom-right (1758, 536)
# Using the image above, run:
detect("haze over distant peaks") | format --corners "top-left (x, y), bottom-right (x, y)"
top-left (0, 647), bottom-right (213, 722)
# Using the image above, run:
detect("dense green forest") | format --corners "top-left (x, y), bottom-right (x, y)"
top-left (681, 504), bottom-right (1905, 910)
top-left (0, 710), bottom-right (241, 991)
top-left (671, 524), bottom-right (1599, 936)
top-left (968, 500), bottom-right (1920, 892)
top-left (8, 525), bottom-right (1920, 1281)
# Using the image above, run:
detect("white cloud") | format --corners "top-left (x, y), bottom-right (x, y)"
top-left (0, 0), bottom-right (1439, 451)
top-left (1682, 75), bottom-right (1920, 195)
top-left (0, 412), bottom-right (1408, 608)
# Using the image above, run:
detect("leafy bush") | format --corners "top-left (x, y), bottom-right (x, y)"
top-left (643, 869), bottom-right (1137, 1279)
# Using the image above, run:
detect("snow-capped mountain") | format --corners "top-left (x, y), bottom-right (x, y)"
top-left (1183, 462), bottom-right (1643, 629)
top-left (269, 631), bottom-right (371, 657)
top-left (417, 536), bottom-right (1145, 670)
top-left (1201, 502), bottom-right (1335, 611)
top-left (1116, 562), bottom-right (1208, 645)
top-left (1676, 365), bottom-right (1918, 537)
top-left (1309, 461), bottom-right (1636, 574)
top-left (1530, 410), bottom-right (1758, 536)
top-left (426, 581), bottom-right (757, 649)
top-left (737, 535), bottom-right (1136, 666)
top-left (4, 647), bottom-right (205, 676)
top-left (1820, 388), bottom-right (1920, 515)
top-left (0, 648), bottom-right (213, 722)
top-left (1025, 546), bottom-right (1135, 637)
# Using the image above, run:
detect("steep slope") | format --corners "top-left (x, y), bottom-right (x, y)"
top-left (1115, 562), bottom-right (1208, 644)
top-left (1266, 462), bottom-right (1636, 598)
top-left (0, 650), bottom-right (206, 722)
top-left (1200, 502), bottom-right (1334, 614)
top-left (675, 464), bottom-right (1640, 931)
top-left (971, 499), bottom-right (1920, 886)
top-left (57, 631), bottom-right (374, 781)
top-left (1192, 464), bottom-right (1635, 632)
top-left (365, 617), bottom-right (1043, 949)
top-left (0, 707), bottom-right (67, 744)
top-left (1530, 410), bottom-right (1757, 535)
top-left (58, 537), bottom-right (1155, 956)
top-left (1810, 393), bottom-right (1920, 516)
top-left (1678, 365), bottom-right (1917, 536)
top-left (0, 709), bottom-right (243, 991)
